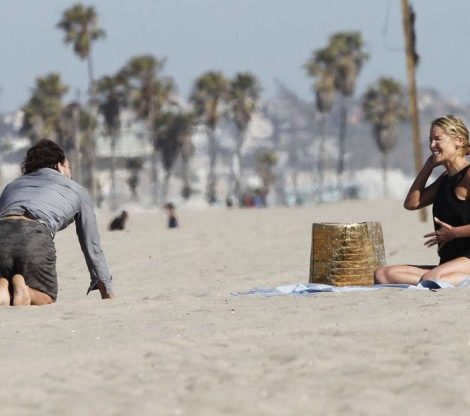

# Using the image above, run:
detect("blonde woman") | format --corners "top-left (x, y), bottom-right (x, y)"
top-left (375, 114), bottom-right (470, 286)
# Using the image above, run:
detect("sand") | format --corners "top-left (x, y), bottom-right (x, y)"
top-left (2, 199), bottom-right (470, 416)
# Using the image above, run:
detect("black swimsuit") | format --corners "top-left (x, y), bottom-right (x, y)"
top-left (432, 164), bottom-right (470, 263)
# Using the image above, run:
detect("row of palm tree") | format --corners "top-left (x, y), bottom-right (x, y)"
top-left (305, 31), bottom-right (407, 197)
top-left (190, 71), bottom-right (260, 204)
top-left (305, 32), bottom-right (369, 193)
top-left (94, 55), bottom-right (175, 205)
top-left (19, 3), bottom-right (263, 206)
top-left (17, 3), bottom-right (410, 205)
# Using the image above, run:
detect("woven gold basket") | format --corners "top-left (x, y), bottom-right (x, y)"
top-left (309, 222), bottom-right (386, 286)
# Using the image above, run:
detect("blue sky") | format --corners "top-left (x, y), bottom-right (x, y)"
top-left (1, 0), bottom-right (469, 112)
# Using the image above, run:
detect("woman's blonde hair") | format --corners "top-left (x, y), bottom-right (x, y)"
top-left (431, 114), bottom-right (470, 156)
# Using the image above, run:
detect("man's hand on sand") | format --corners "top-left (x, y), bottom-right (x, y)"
top-left (423, 217), bottom-right (455, 248)
top-left (97, 280), bottom-right (116, 299)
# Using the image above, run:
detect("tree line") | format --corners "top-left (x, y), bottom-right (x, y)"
top-left (18, 3), bottom-right (409, 206)
top-left (305, 31), bottom-right (408, 198)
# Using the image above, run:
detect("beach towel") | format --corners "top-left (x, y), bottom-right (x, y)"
top-left (233, 279), bottom-right (470, 297)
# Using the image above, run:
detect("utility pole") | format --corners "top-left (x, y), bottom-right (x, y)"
top-left (73, 89), bottom-right (82, 186)
top-left (401, 0), bottom-right (427, 222)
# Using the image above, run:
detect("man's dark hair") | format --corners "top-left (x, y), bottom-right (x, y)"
top-left (22, 139), bottom-right (66, 175)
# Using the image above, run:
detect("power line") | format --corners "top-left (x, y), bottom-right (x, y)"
top-left (382, 0), bottom-right (404, 52)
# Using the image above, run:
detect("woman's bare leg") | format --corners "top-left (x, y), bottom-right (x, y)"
top-left (0, 278), bottom-right (10, 306)
top-left (374, 264), bottom-right (434, 285)
top-left (11, 274), bottom-right (31, 306)
top-left (376, 257), bottom-right (470, 286)
top-left (421, 257), bottom-right (470, 286)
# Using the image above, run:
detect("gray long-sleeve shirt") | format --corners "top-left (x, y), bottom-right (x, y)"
top-left (0, 168), bottom-right (113, 294)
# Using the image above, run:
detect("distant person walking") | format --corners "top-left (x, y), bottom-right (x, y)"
top-left (375, 115), bottom-right (470, 286)
top-left (164, 203), bottom-right (178, 228)
top-left (0, 139), bottom-right (115, 306)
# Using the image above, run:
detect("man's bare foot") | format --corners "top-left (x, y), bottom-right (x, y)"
top-left (0, 278), bottom-right (10, 306)
top-left (28, 287), bottom-right (53, 305)
top-left (12, 274), bottom-right (31, 306)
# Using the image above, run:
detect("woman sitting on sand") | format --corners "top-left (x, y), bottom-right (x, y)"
top-left (375, 114), bottom-right (470, 286)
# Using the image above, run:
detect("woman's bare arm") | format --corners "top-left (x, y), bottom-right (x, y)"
top-left (404, 156), bottom-right (445, 210)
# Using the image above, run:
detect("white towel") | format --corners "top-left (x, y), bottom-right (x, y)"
top-left (232, 279), bottom-right (470, 296)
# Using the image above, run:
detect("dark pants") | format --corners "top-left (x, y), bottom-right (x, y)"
top-left (0, 219), bottom-right (57, 300)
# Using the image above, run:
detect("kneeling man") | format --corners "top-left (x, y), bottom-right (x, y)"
top-left (0, 139), bottom-right (115, 306)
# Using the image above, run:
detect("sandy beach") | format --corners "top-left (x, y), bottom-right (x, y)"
top-left (2, 199), bottom-right (470, 416)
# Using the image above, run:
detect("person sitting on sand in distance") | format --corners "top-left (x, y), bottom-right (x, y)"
top-left (375, 114), bottom-right (470, 286)
top-left (0, 139), bottom-right (115, 306)
top-left (109, 210), bottom-right (128, 231)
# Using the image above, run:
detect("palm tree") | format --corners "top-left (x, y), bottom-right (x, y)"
top-left (96, 73), bottom-right (127, 207)
top-left (305, 47), bottom-right (336, 199)
top-left (59, 101), bottom-right (83, 183)
top-left (57, 3), bottom-right (105, 198)
top-left (121, 54), bottom-right (174, 205)
top-left (58, 103), bottom-right (96, 190)
top-left (255, 150), bottom-right (278, 205)
top-left (21, 73), bottom-right (68, 143)
top-left (190, 71), bottom-right (229, 204)
top-left (180, 134), bottom-right (195, 200)
top-left (228, 72), bottom-right (260, 205)
top-left (362, 77), bottom-right (407, 197)
top-left (155, 111), bottom-right (196, 203)
top-left (328, 32), bottom-right (368, 188)
top-left (261, 105), bottom-right (287, 205)
top-left (57, 3), bottom-right (105, 100)
top-left (126, 157), bottom-right (143, 201)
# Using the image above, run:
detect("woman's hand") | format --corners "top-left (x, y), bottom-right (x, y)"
top-left (424, 154), bottom-right (442, 169)
top-left (423, 217), bottom-right (455, 247)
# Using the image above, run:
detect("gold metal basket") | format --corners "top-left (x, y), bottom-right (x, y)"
top-left (309, 222), bottom-right (386, 286)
